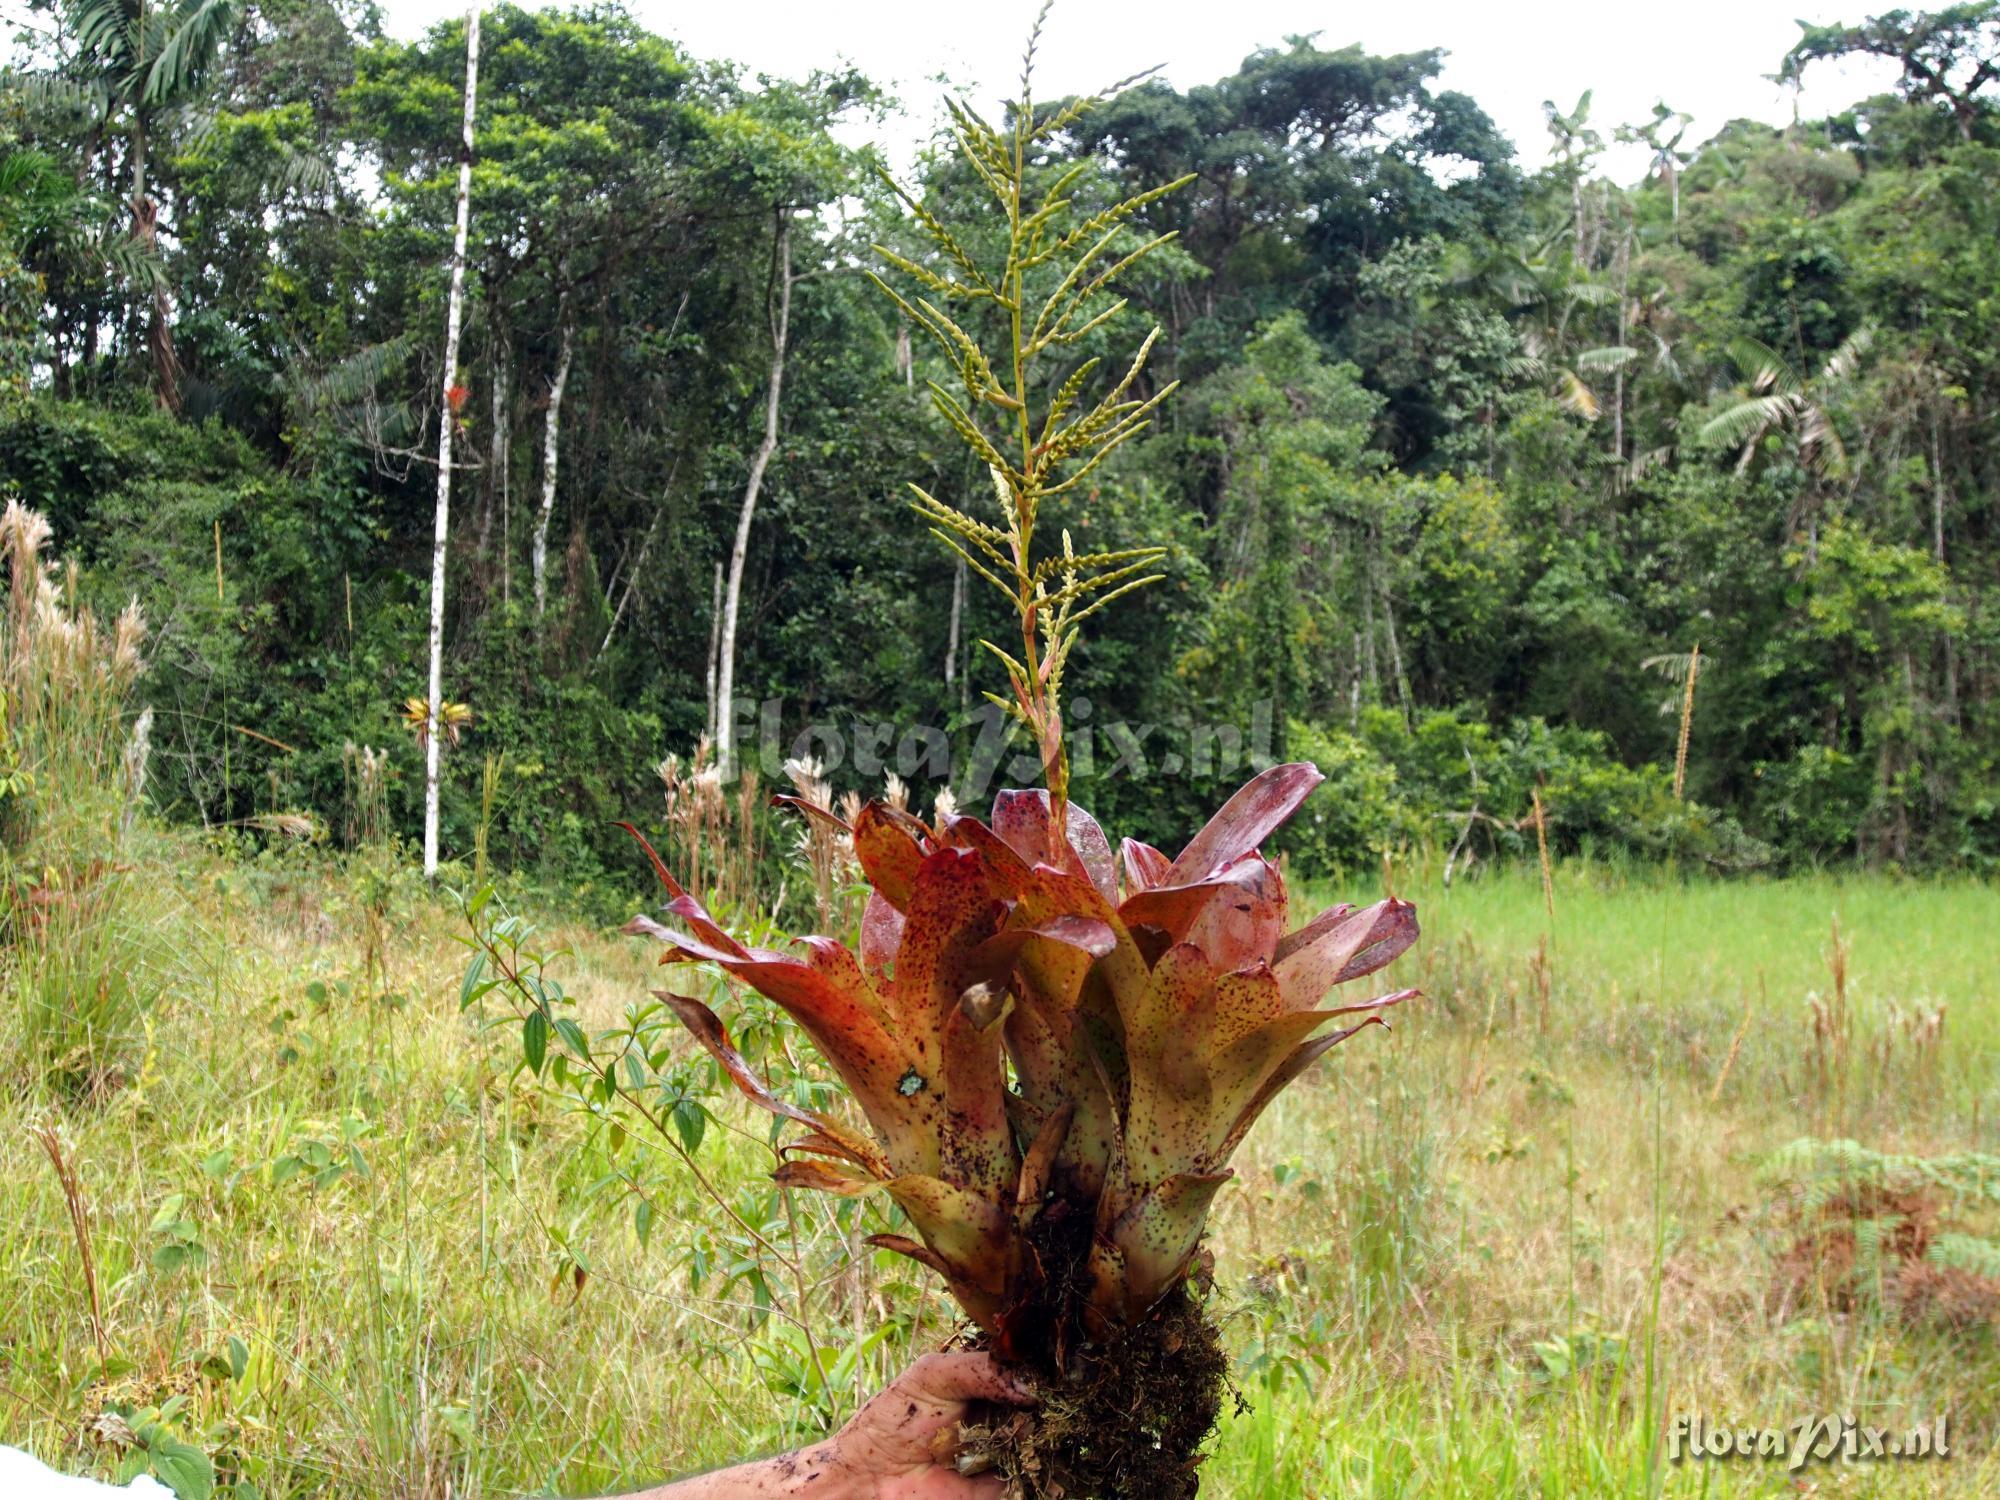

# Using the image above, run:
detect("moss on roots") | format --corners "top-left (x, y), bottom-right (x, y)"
top-left (954, 1208), bottom-right (1233, 1498)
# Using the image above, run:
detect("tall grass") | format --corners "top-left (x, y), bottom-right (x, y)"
top-left (0, 499), bottom-right (165, 1094)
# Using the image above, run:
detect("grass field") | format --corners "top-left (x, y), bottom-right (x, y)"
top-left (3, 840), bottom-right (1995, 1498)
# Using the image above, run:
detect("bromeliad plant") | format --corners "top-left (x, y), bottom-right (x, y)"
top-left (621, 18), bottom-right (1421, 1497)
top-left (638, 767), bottom-right (1422, 1338)
top-left (469, 13), bottom-right (1420, 1496)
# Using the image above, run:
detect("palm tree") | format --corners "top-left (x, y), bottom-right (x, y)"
top-left (1618, 102), bottom-right (1695, 231)
top-left (30, 0), bottom-right (243, 412)
top-left (1701, 329), bottom-right (1873, 477)
top-left (1541, 90), bottom-right (1606, 265)
top-left (1700, 327), bottom-right (1873, 549)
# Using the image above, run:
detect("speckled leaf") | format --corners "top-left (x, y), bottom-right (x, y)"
top-left (943, 814), bottom-right (1034, 898)
top-left (990, 790), bottom-right (1118, 902)
top-left (773, 1159), bottom-right (879, 1195)
top-left (1014, 1100), bottom-right (1075, 1224)
top-left (1211, 1014), bottom-right (1400, 1163)
top-left (1272, 901), bottom-right (1354, 964)
top-left (859, 890), bottom-right (904, 981)
top-left (891, 847), bottom-right (1014, 1189)
top-left (1206, 990), bottom-right (1418, 1162)
top-left (884, 1174), bottom-right (1019, 1324)
top-left (668, 944), bottom-right (933, 1173)
top-left (1273, 897), bottom-right (1419, 1010)
top-left (852, 801), bottom-right (927, 909)
top-left (1116, 858), bottom-right (1281, 960)
top-left (1120, 944), bottom-right (1222, 1187)
top-left (655, 991), bottom-right (886, 1176)
top-left (1187, 960), bottom-right (1287, 1056)
top-left (1119, 837), bottom-right (1170, 895)
top-left (963, 914), bottom-right (1116, 991)
top-left (1164, 762), bottom-right (1325, 885)
top-left (1180, 855), bottom-right (1288, 973)
top-left (1105, 1169), bottom-right (1234, 1316)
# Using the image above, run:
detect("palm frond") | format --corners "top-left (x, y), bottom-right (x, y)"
top-left (1699, 394), bottom-right (1789, 451)
top-left (1727, 337), bottom-right (1800, 397)
top-left (144, 0), bottom-right (243, 107)
top-left (1574, 345), bottom-right (1638, 372)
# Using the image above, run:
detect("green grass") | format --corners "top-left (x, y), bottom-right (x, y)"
top-left (2, 846), bottom-right (1995, 1497)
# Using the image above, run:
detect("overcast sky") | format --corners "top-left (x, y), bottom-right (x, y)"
top-left (381, 0), bottom-right (1906, 180)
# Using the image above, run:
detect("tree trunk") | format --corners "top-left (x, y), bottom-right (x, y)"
top-left (1380, 570), bottom-right (1412, 720)
top-left (531, 312), bottom-right (574, 619)
top-left (1612, 233), bottom-right (1630, 487)
top-left (600, 463), bottom-right (674, 658)
top-left (423, 4), bottom-right (481, 880)
top-left (714, 209), bottom-right (793, 773)
top-left (479, 331), bottom-right (507, 566)
top-left (128, 114), bottom-right (181, 415)
top-left (1929, 414), bottom-right (1947, 564)
top-left (945, 556), bottom-right (964, 690)
top-left (705, 559), bottom-right (724, 744)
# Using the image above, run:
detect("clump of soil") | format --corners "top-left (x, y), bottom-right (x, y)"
top-left (953, 1208), bottom-right (1235, 1499)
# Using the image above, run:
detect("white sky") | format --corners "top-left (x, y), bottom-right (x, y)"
top-left (382, 0), bottom-right (1907, 180)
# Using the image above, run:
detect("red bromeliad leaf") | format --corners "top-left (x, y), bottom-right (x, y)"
top-left (990, 790), bottom-right (1118, 903)
top-left (1164, 762), bottom-right (1325, 885)
top-left (852, 802), bottom-right (926, 909)
top-left (1118, 942), bottom-right (1223, 1185)
top-left (890, 848), bottom-right (1015, 1191)
top-left (1272, 901), bottom-right (1353, 963)
top-left (656, 991), bottom-right (887, 1176)
top-left (859, 890), bottom-right (904, 980)
top-left (638, 926), bottom-right (942, 1174)
top-left (770, 793), bottom-right (851, 834)
top-left (1119, 837), bottom-right (1171, 895)
top-left (773, 1158), bottom-right (879, 1195)
top-left (1114, 855), bottom-right (1286, 974)
top-left (1015, 1100), bottom-right (1075, 1224)
top-left (1101, 1168), bottom-right (1234, 1319)
top-left (1180, 856), bottom-right (1288, 973)
top-left (1273, 897), bottom-right (1420, 1010)
top-left (617, 821), bottom-right (689, 902)
top-left (1211, 1013), bottom-right (1404, 1163)
top-left (883, 1174), bottom-right (1020, 1332)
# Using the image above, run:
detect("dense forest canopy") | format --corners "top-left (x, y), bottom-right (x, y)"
top-left (1, 0), bottom-right (1996, 889)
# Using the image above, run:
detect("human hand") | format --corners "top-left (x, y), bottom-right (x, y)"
top-left (641, 1350), bottom-right (1033, 1500)
top-left (826, 1351), bottom-right (1034, 1499)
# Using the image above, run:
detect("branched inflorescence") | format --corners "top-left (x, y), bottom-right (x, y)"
top-left (867, 4), bottom-right (1194, 836)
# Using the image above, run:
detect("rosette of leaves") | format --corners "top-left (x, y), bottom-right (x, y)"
top-left (629, 762), bottom-right (1417, 1495)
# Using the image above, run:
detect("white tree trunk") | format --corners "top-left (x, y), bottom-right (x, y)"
top-left (423, 4), bottom-right (481, 880)
top-left (531, 314), bottom-right (574, 619)
top-left (714, 211), bottom-right (793, 773)
top-left (944, 556), bottom-right (963, 687)
top-left (704, 559), bottom-right (723, 743)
